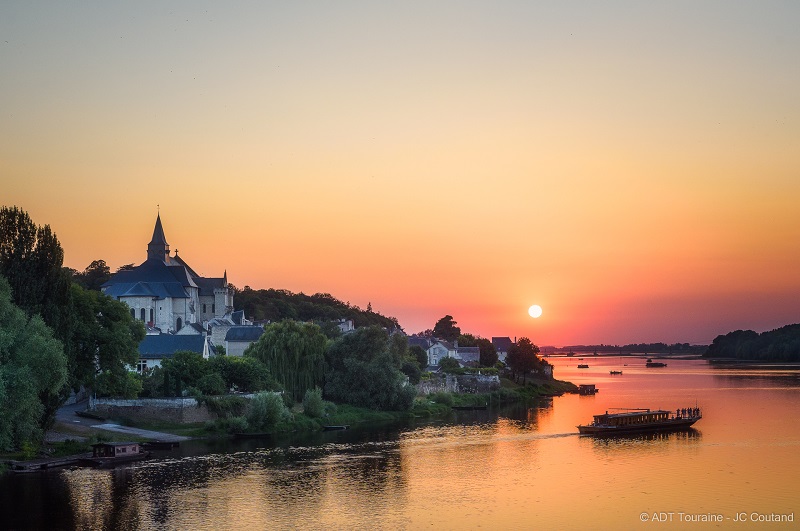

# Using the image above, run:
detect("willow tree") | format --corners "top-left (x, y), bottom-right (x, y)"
top-left (245, 320), bottom-right (328, 402)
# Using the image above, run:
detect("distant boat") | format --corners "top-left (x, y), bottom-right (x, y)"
top-left (323, 425), bottom-right (350, 431)
top-left (646, 358), bottom-right (667, 368)
top-left (578, 364), bottom-right (590, 368)
top-left (610, 370), bottom-right (623, 375)
top-left (578, 407), bottom-right (701, 435)
top-left (578, 384), bottom-right (599, 395)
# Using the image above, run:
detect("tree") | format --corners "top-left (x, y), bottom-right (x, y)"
top-left (476, 337), bottom-right (498, 367)
top-left (161, 351), bottom-right (209, 393)
top-left (433, 315), bottom-right (461, 342)
top-left (72, 259), bottom-right (112, 291)
top-left (208, 356), bottom-right (277, 393)
top-left (505, 337), bottom-right (541, 384)
top-left (245, 321), bottom-right (328, 401)
top-left (68, 284), bottom-right (145, 393)
top-left (0, 276), bottom-right (68, 450)
top-left (0, 206), bottom-right (72, 350)
top-left (457, 334), bottom-right (497, 367)
top-left (409, 345), bottom-right (429, 368)
top-left (324, 326), bottom-right (415, 411)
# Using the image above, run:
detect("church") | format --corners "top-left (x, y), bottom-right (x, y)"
top-left (102, 214), bottom-right (233, 334)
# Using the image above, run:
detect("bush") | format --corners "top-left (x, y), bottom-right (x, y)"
top-left (201, 395), bottom-right (248, 418)
top-left (429, 392), bottom-right (454, 406)
top-left (303, 387), bottom-right (325, 418)
top-left (247, 392), bottom-right (291, 431)
top-left (226, 416), bottom-right (248, 433)
top-left (197, 373), bottom-right (227, 396)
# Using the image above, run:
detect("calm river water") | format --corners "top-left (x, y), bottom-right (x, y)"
top-left (3, 357), bottom-right (799, 530)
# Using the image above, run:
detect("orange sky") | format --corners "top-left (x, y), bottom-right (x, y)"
top-left (2, 2), bottom-right (799, 345)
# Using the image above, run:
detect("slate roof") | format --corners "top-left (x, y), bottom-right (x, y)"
top-left (407, 336), bottom-right (431, 350)
top-left (102, 258), bottom-right (197, 300)
top-left (456, 346), bottom-right (481, 363)
top-left (492, 337), bottom-right (514, 352)
top-left (138, 334), bottom-right (205, 359)
top-left (225, 326), bottom-right (264, 342)
top-left (231, 310), bottom-right (245, 325)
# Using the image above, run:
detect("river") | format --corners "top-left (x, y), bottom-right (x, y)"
top-left (2, 357), bottom-right (799, 530)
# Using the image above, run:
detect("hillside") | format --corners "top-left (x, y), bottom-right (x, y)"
top-left (703, 324), bottom-right (800, 362)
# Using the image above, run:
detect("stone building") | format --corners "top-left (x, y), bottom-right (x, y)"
top-left (101, 214), bottom-right (233, 333)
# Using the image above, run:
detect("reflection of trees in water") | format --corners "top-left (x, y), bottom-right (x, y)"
top-left (0, 470), bottom-right (74, 529)
top-left (711, 368), bottom-right (800, 388)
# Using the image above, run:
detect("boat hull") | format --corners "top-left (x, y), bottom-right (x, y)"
top-left (578, 417), bottom-right (700, 435)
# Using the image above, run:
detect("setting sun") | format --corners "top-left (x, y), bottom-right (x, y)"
top-left (528, 305), bottom-right (543, 319)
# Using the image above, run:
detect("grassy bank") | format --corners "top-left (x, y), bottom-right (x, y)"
top-left (36, 377), bottom-right (578, 449)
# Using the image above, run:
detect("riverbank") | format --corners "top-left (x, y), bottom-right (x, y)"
top-left (2, 376), bottom-right (577, 470)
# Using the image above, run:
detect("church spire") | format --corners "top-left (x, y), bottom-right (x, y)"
top-left (147, 213), bottom-right (171, 262)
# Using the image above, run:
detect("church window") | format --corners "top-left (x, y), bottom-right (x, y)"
top-left (150, 309), bottom-right (154, 323)
top-left (212, 304), bottom-right (215, 313)
top-left (203, 304), bottom-right (207, 313)
top-left (176, 317), bottom-right (183, 331)
top-left (140, 308), bottom-right (146, 321)
top-left (131, 308), bottom-right (135, 319)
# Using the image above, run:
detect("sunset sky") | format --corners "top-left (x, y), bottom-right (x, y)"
top-left (2, 2), bottom-right (799, 346)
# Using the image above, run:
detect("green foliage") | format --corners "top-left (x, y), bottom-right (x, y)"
top-left (433, 315), bottom-right (461, 342)
top-left (401, 359), bottom-right (422, 384)
top-left (409, 345), bottom-right (428, 368)
top-left (208, 355), bottom-right (276, 393)
top-left (226, 416), bottom-right (249, 433)
top-left (68, 284), bottom-right (145, 393)
top-left (505, 337), bottom-right (542, 384)
top-left (72, 259), bottom-right (111, 291)
top-left (302, 387), bottom-right (325, 418)
top-left (245, 320), bottom-right (327, 401)
top-left (705, 325), bottom-right (800, 361)
top-left (325, 352), bottom-right (416, 411)
top-left (232, 286), bottom-right (401, 331)
top-left (438, 357), bottom-right (462, 373)
top-left (0, 276), bottom-right (68, 451)
top-left (247, 391), bottom-right (291, 431)
top-left (324, 326), bottom-right (415, 411)
top-left (199, 395), bottom-right (248, 418)
top-left (428, 391), bottom-right (454, 406)
top-left (161, 351), bottom-right (209, 392)
top-left (94, 370), bottom-right (142, 399)
top-left (197, 373), bottom-right (227, 395)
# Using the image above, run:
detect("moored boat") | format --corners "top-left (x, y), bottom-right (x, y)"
top-left (646, 358), bottom-right (667, 367)
top-left (578, 407), bottom-right (701, 435)
top-left (79, 442), bottom-right (151, 468)
top-left (578, 384), bottom-right (599, 395)
top-left (609, 370), bottom-right (623, 375)
top-left (577, 364), bottom-right (589, 368)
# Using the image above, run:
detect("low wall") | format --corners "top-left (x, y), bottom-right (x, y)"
top-left (90, 397), bottom-right (216, 424)
top-left (417, 373), bottom-right (500, 395)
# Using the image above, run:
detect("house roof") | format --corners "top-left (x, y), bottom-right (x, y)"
top-left (225, 326), bottom-right (264, 342)
top-left (408, 336), bottom-right (431, 350)
top-left (456, 347), bottom-right (481, 363)
top-left (231, 310), bottom-right (245, 325)
top-left (492, 337), bottom-right (514, 352)
top-left (138, 334), bottom-right (205, 359)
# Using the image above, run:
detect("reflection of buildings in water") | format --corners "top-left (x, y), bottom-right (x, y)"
top-left (62, 469), bottom-right (115, 530)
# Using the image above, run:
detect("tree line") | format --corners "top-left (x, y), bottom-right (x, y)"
top-left (1, 206), bottom-right (144, 451)
top-left (704, 324), bottom-right (800, 362)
